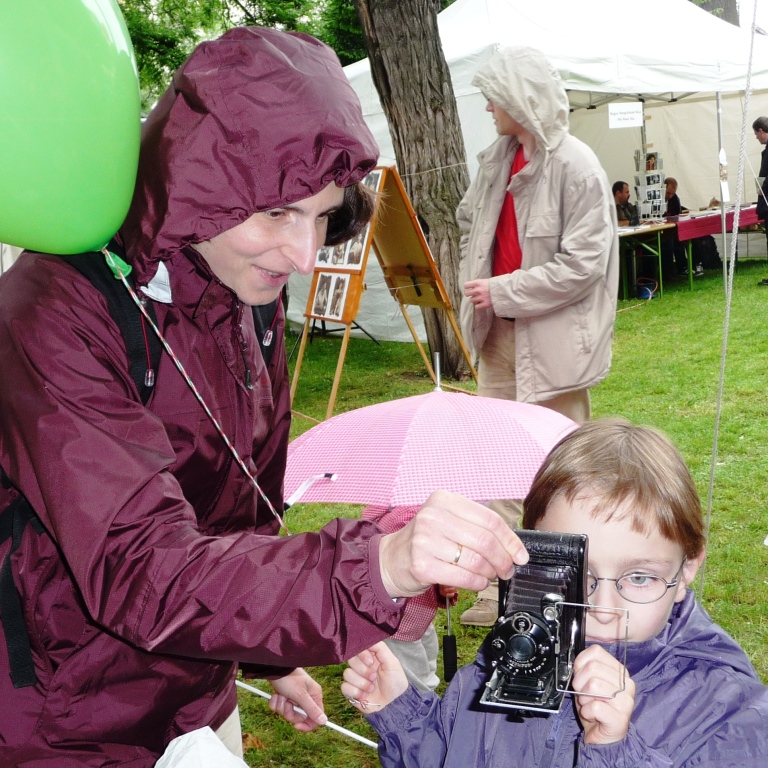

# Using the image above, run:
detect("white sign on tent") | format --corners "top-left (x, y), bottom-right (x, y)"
top-left (609, 103), bottom-right (644, 130)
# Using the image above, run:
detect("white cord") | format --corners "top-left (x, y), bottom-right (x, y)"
top-left (235, 680), bottom-right (378, 749)
top-left (699, 0), bottom-right (759, 595)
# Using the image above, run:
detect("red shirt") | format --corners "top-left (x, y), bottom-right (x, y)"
top-left (492, 144), bottom-right (529, 277)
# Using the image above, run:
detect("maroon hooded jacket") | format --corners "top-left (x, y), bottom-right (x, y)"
top-left (0, 28), bottom-right (402, 767)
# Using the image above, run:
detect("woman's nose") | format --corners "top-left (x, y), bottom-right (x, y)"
top-left (287, 222), bottom-right (320, 275)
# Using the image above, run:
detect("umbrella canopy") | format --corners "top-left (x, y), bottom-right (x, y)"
top-left (285, 390), bottom-right (576, 507)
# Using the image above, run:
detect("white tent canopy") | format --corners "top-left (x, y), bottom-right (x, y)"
top-left (287, 0), bottom-right (768, 343)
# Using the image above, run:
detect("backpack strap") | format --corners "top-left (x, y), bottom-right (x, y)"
top-left (0, 494), bottom-right (44, 688)
top-left (58, 250), bottom-right (163, 405)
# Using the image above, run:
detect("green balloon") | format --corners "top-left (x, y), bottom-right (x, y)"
top-left (0, 0), bottom-right (140, 254)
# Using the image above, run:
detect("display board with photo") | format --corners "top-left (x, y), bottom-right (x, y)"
top-left (635, 172), bottom-right (665, 188)
top-left (638, 186), bottom-right (663, 202)
top-left (309, 272), bottom-right (349, 321)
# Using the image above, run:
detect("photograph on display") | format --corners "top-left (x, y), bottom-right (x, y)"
top-left (315, 245), bottom-right (333, 267)
top-left (311, 273), bottom-right (333, 316)
top-left (638, 186), bottom-right (662, 202)
top-left (645, 152), bottom-right (658, 171)
top-left (638, 202), bottom-right (654, 219)
top-left (646, 172), bottom-right (663, 186)
top-left (362, 169), bottom-right (383, 192)
top-left (326, 274), bottom-right (349, 320)
top-left (343, 225), bottom-right (369, 270)
top-left (330, 243), bottom-right (346, 266)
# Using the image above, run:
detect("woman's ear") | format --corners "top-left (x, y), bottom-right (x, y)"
top-left (674, 549), bottom-right (706, 602)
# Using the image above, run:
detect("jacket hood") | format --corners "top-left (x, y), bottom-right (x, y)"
top-left (119, 27), bottom-right (379, 286)
top-left (472, 46), bottom-right (569, 155)
top-left (620, 589), bottom-right (759, 681)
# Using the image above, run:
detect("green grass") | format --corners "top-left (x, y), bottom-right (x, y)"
top-left (239, 261), bottom-right (768, 765)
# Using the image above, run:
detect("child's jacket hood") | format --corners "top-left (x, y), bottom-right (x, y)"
top-left (119, 27), bottom-right (379, 286)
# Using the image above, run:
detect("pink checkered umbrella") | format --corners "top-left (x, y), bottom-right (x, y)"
top-left (284, 390), bottom-right (577, 507)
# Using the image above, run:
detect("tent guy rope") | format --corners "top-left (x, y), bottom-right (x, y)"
top-left (699, 0), bottom-right (760, 595)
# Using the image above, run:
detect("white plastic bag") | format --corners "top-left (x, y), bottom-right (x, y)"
top-left (154, 726), bottom-right (248, 768)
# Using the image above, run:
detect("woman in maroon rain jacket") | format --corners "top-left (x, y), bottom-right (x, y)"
top-left (0, 27), bottom-right (525, 767)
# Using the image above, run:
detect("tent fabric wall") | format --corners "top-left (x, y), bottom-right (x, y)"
top-left (287, 0), bottom-right (768, 342)
top-left (570, 90), bottom-right (768, 213)
top-left (0, 244), bottom-right (22, 275)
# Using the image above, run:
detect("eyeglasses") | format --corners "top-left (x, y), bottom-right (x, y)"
top-left (587, 561), bottom-right (686, 604)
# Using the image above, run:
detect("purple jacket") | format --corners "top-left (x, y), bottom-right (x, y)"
top-left (0, 28), bottom-right (399, 767)
top-left (369, 591), bottom-right (768, 768)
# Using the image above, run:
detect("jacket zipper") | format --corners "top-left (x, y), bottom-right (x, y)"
top-left (233, 301), bottom-right (253, 390)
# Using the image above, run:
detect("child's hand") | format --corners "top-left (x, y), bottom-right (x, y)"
top-left (438, 584), bottom-right (459, 607)
top-left (341, 641), bottom-right (409, 712)
top-left (572, 645), bottom-right (636, 745)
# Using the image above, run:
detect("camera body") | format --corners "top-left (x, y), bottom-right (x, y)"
top-left (480, 529), bottom-right (588, 714)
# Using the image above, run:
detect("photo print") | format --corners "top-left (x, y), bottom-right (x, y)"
top-left (330, 243), bottom-right (346, 265)
top-left (645, 152), bottom-right (658, 171)
top-left (344, 225), bottom-right (369, 270)
top-left (311, 273), bottom-right (332, 317)
top-left (362, 169), bottom-right (382, 192)
top-left (315, 245), bottom-right (333, 267)
top-left (640, 186), bottom-right (662, 202)
top-left (326, 274), bottom-right (349, 320)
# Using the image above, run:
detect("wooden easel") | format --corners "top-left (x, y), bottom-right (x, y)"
top-left (290, 166), bottom-right (476, 419)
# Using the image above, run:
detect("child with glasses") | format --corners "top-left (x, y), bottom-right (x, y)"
top-left (342, 419), bottom-right (768, 767)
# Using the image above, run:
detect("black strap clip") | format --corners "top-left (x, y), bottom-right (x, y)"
top-left (0, 495), bottom-right (44, 688)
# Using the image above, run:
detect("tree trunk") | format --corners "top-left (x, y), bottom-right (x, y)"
top-left (354, 0), bottom-right (471, 379)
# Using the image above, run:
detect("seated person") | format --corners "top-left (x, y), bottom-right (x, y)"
top-left (343, 419), bottom-right (768, 768)
top-left (663, 177), bottom-right (700, 276)
top-left (663, 177), bottom-right (689, 219)
top-left (613, 180), bottom-right (637, 226)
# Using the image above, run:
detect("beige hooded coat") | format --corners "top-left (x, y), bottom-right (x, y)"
top-left (458, 47), bottom-right (619, 403)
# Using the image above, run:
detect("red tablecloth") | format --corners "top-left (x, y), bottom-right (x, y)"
top-left (675, 206), bottom-right (760, 241)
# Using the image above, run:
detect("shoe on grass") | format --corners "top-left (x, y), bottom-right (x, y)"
top-left (759, 278), bottom-right (768, 286)
top-left (459, 598), bottom-right (499, 627)
top-left (694, 264), bottom-right (704, 276)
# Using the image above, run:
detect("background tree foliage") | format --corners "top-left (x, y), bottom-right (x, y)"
top-left (695, 0), bottom-right (739, 25)
top-left (119, 0), bottom-right (321, 109)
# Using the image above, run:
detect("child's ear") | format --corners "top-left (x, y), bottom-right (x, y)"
top-left (674, 549), bottom-right (706, 602)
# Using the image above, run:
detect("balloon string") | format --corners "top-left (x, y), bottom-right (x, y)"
top-left (101, 248), bottom-right (289, 535)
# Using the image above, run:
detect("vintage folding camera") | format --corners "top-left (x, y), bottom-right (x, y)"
top-left (480, 529), bottom-right (588, 714)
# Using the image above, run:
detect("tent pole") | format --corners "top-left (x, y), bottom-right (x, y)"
top-left (716, 91), bottom-right (728, 294)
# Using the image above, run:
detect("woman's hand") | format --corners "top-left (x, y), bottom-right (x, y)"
top-left (572, 645), bottom-right (636, 745)
top-left (341, 641), bottom-right (409, 712)
top-left (269, 668), bottom-right (327, 732)
top-left (378, 490), bottom-right (529, 598)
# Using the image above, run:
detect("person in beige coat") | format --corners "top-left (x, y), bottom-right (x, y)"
top-left (459, 46), bottom-right (619, 625)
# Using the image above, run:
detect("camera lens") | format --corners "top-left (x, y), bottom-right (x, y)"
top-left (509, 634), bottom-right (536, 662)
